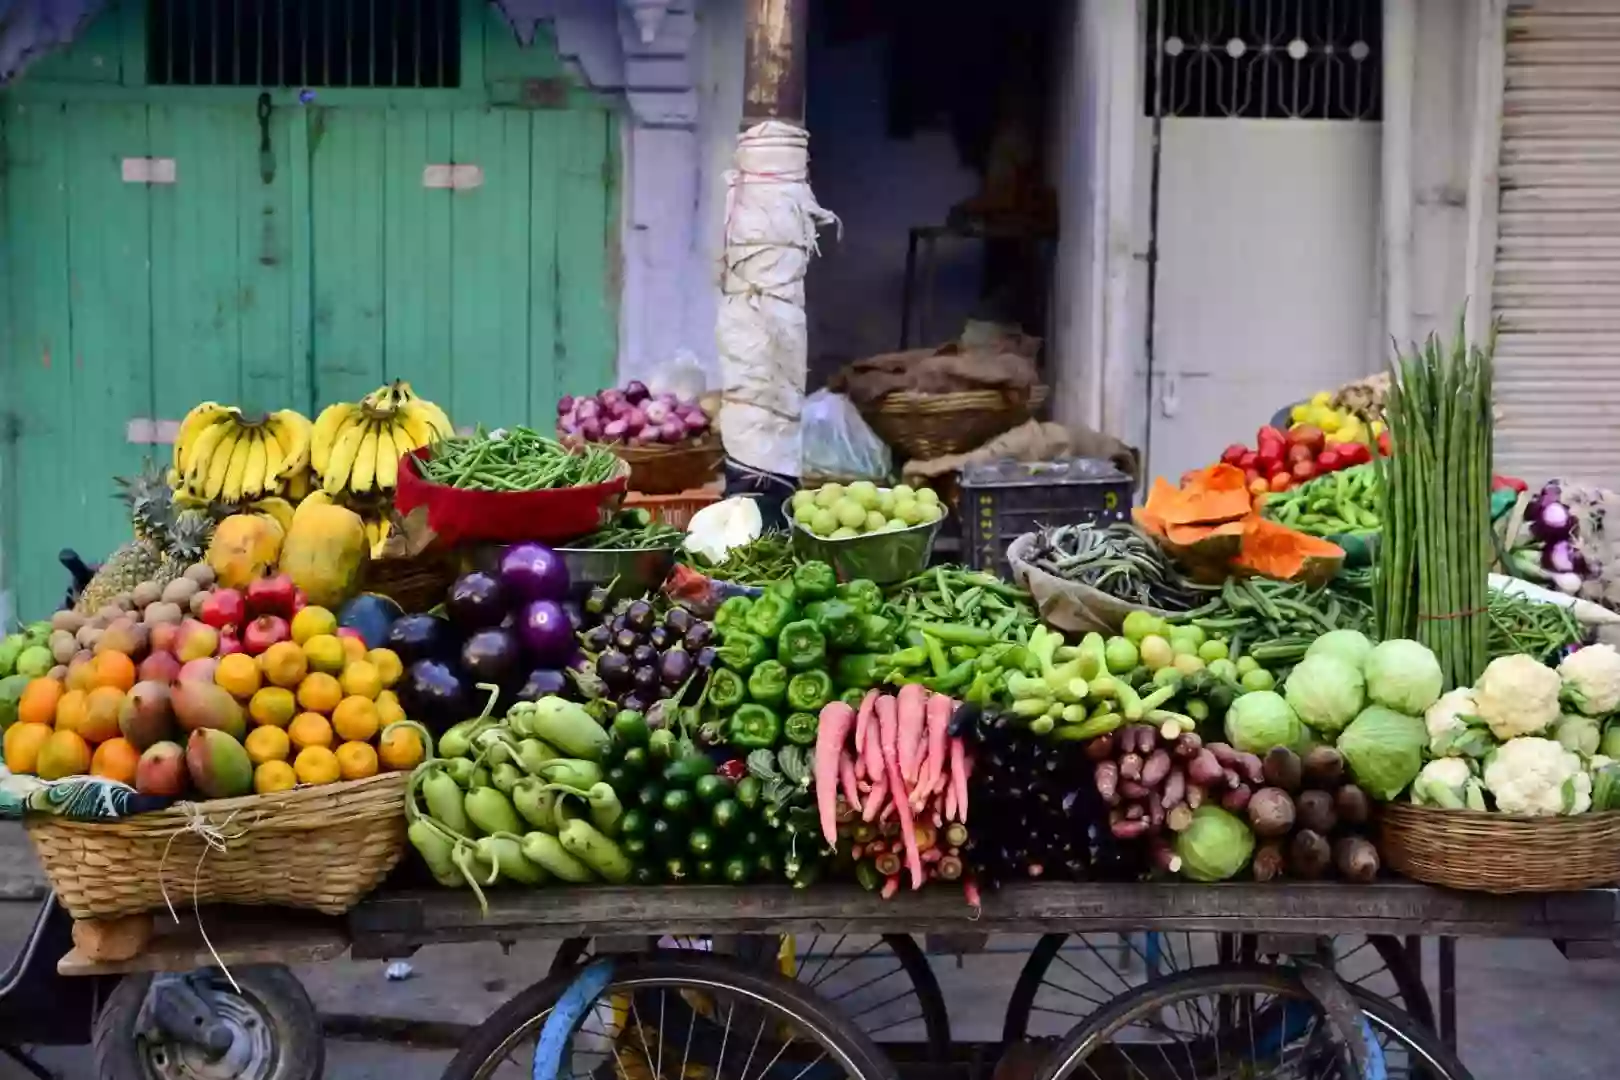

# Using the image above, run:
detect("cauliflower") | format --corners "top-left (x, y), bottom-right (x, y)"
top-left (1558, 643), bottom-right (1620, 716)
top-left (683, 497), bottom-right (763, 564)
top-left (1552, 713), bottom-right (1602, 757)
top-left (1410, 758), bottom-right (1486, 810)
top-left (1482, 737), bottom-right (1592, 816)
top-left (1424, 688), bottom-right (1493, 758)
top-left (1472, 654), bottom-right (1562, 740)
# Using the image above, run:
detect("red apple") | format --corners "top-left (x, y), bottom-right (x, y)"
top-left (246, 574), bottom-right (298, 619)
top-left (243, 615), bottom-right (291, 656)
top-left (199, 588), bottom-right (246, 632)
top-left (138, 650), bottom-right (182, 684)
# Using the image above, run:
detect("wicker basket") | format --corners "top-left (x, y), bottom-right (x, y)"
top-left (1379, 802), bottom-right (1620, 893)
top-left (624, 488), bottom-right (722, 529)
top-left (26, 772), bottom-right (409, 920)
top-left (614, 435), bottom-right (725, 495)
top-left (861, 385), bottom-right (1049, 461)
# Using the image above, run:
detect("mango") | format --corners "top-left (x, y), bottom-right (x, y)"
top-left (280, 503), bottom-right (368, 610)
top-left (186, 728), bottom-right (254, 799)
top-left (170, 680), bottom-right (246, 741)
top-left (136, 740), bottom-right (187, 797)
top-left (206, 513), bottom-right (285, 591)
top-left (119, 681), bottom-right (176, 750)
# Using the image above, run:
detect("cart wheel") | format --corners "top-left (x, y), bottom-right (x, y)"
top-left (92, 965), bottom-right (323, 1080)
top-left (549, 933), bottom-right (952, 1062)
top-left (1002, 932), bottom-right (1431, 1042)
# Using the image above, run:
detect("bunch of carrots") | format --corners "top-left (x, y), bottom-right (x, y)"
top-left (815, 684), bottom-right (979, 905)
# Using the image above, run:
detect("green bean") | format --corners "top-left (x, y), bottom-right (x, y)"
top-left (422, 426), bottom-right (623, 492)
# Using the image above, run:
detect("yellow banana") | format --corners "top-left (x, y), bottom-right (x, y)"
top-left (172, 402), bottom-right (233, 474)
top-left (285, 469), bottom-right (312, 502)
top-left (204, 429), bottom-right (242, 501)
top-left (184, 421), bottom-right (231, 497)
top-left (323, 416), bottom-right (368, 496)
top-left (180, 416), bottom-right (231, 484)
top-left (311, 402), bottom-right (356, 477)
top-left (349, 422), bottom-right (380, 495)
top-left (250, 496), bottom-right (295, 534)
top-left (375, 423), bottom-right (400, 492)
top-left (260, 427), bottom-right (286, 495)
top-left (392, 408), bottom-right (436, 453)
top-left (242, 431), bottom-right (268, 501)
top-left (268, 410), bottom-right (311, 479)
top-left (410, 398), bottom-right (455, 439)
top-left (222, 431), bottom-right (254, 502)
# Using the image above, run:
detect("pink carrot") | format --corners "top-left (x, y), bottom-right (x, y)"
top-left (877, 694), bottom-right (925, 889)
top-left (861, 723), bottom-right (888, 822)
top-left (944, 775), bottom-right (958, 822)
top-left (896, 685), bottom-right (927, 789)
top-left (950, 736), bottom-right (969, 824)
top-left (839, 752), bottom-right (863, 816)
top-left (861, 704), bottom-right (886, 786)
top-left (815, 701), bottom-right (857, 848)
top-left (854, 690), bottom-right (878, 779)
top-left (912, 692), bottom-right (954, 810)
top-left (962, 876), bottom-right (982, 916)
top-left (881, 873), bottom-right (900, 900)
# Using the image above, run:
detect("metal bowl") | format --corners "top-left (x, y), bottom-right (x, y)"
top-left (556, 545), bottom-right (680, 601)
top-left (781, 499), bottom-right (943, 584)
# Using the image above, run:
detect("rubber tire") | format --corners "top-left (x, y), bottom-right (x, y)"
top-left (443, 951), bottom-right (901, 1080)
top-left (548, 933), bottom-right (953, 1063)
top-left (1032, 965), bottom-right (1471, 1080)
top-left (92, 965), bottom-right (323, 1080)
top-left (1002, 932), bottom-right (1433, 1042)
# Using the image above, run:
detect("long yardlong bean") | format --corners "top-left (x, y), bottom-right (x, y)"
top-left (422, 427), bottom-right (622, 491)
top-left (1026, 523), bottom-right (1213, 611)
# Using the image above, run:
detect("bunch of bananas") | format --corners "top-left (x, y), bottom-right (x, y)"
top-left (171, 405), bottom-right (313, 504)
top-left (312, 381), bottom-right (454, 499)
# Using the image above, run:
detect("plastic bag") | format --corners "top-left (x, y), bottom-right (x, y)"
top-left (800, 389), bottom-right (892, 482)
top-left (648, 348), bottom-right (710, 403)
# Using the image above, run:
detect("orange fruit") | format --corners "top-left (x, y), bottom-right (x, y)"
top-left (339, 661), bottom-right (382, 701)
top-left (214, 653), bottom-right (262, 699)
top-left (335, 740), bottom-right (379, 781)
top-left (4, 722), bottom-right (53, 774)
top-left (375, 690), bottom-right (406, 727)
top-left (295, 672), bottom-right (343, 714)
top-left (53, 688), bottom-right (88, 734)
top-left (244, 725), bottom-right (292, 765)
top-left (331, 696), bottom-right (380, 742)
top-left (301, 635), bottom-right (345, 675)
top-left (254, 760), bottom-right (298, 794)
top-left (35, 730), bottom-right (91, 781)
top-left (65, 654), bottom-right (97, 692)
top-left (258, 642), bottom-right (308, 689)
top-left (293, 745), bottom-right (341, 785)
top-left (79, 686), bottom-right (126, 744)
top-left (88, 651), bottom-right (137, 693)
top-left (290, 606), bottom-right (337, 646)
top-left (288, 712), bottom-right (334, 751)
top-left (338, 633), bottom-right (368, 666)
top-left (17, 679), bottom-right (63, 728)
top-left (367, 648), bottom-right (404, 689)
top-left (248, 687), bottom-right (297, 728)
top-left (90, 737), bottom-right (140, 785)
top-left (377, 722), bottom-right (426, 772)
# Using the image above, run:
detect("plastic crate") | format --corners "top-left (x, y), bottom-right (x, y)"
top-left (959, 458), bottom-right (1134, 577)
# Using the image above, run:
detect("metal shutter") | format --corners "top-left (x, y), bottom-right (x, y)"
top-left (1493, 2), bottom-right (1620, 484)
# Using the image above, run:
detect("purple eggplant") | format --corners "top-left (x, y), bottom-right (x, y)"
top-left (461, 628), bottom-right (521, 686)
top-left (517, 599), bottom-right (575, 665)
top-left (386, 614), bottom-right (457, 665)
top-left (499, 543), bottom-right (571, 604)
top-left (660, 648), bottom-right (694, 687)
top-left (631, 665), bottom-right (661, 696)
top-left (515, 668), bottom-right (570, 702)
top-left (446, 571), bottom-right (507, 631)
top-left (399, 659), bottom-right (471, 733)
top-left (596, 649), bottom-right (633, 691)
top-left (1544, 539), bottom-right (1580, 575)
top-left (1530, 498), bottom-right (1576, 543)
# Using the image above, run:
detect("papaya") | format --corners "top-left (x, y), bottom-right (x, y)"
top-left (206, 513), bottom-right (285, 590)
top-left (280, 502), bottom-right (369, 610)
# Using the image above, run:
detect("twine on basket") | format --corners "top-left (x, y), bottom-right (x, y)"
top-left (157, 802), bottom-right (263, 994)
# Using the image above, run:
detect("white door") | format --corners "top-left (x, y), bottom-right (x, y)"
top-left (1137, 1), bottom-right (1384, 483)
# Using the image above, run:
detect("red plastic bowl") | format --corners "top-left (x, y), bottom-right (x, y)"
top-left (394, 448), bottom-right (629, 546)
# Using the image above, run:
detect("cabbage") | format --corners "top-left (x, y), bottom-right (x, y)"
top-left (1363, 639), bottom-right (1444, 715)
top-left (1283, 654), bottom-right (1366, 735)
top-left (1224, 690), bottom-right (1305, 754)
top-left (1305, 628), bottom-right (1375, 671)
top-left (1336, 705), bottom-right (1427, 801)
top-left (1175, 806), bottom-right (1255, 882)
top-left (1602, 723), bottom-right (1620, 760)
top-left (1553, 714), bottom-right (1601, 757)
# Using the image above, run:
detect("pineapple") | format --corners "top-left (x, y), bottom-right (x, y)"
top-left (74, 464), bottom-right (215, 613)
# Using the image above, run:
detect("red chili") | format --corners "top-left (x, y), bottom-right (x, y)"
top-left (716, 758), bottom-right (747, 781)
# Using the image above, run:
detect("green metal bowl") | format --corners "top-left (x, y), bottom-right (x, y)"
top-left (556, 545), bottom-right (680, 601)
top-left (781, 499), bottom-right (943, 584)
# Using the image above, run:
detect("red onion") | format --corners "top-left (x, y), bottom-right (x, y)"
top-left (625, 380), bottom-right (650, 404)
top-left (578, 418), bottom-right (603, 442)
top-left (644, 400), bottom-right (672, 425)
top-left (600, 389), bottom-right (626, 411)
top-left (575, 398), bottom-right (601, 420)
top-left (658, 420), bottom-right (686, 442)
top-left (602, 419), bottom-right (628, 441)
top-left (624, 405), bottom-right (647, 430)
top-left (556, 394), bottom-right (576, 416)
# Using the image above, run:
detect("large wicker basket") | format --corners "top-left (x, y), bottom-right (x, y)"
top-left (861, 386), bottom-right (1049, 461)
top-left (1379, 802), bottom-right (1620, 893)
top-left (26, 772), bottom-right (409, 920)
top-left (614, 435), bottom-right (725, 495)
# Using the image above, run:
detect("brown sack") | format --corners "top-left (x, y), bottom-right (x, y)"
top-left (903, 419), bottom-right (1141, 487)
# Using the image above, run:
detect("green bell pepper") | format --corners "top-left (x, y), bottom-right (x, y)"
top-left (838, 579), bottom-right (884, 616)
top-left (805, 599), bottom-right (863, 651)
top-left (839, 687), bottom-right (867, 709)
top-left (745, 591), bottom-right (797, 640)
top-left (783, 711), bottom-right (820, 747)
top-left (834, 653), bottom-right (885, 690)
top-left (716, 630), bottom-right (769, 673)
top-left (713, 595), bottom-right (753, 636)
top-left (792, 561), bottom-right (837, 603)
top-left (786, 669), bottom-right (834, 713)
top-left (777, 619), bottom-right (827, 671)
top-left (859, 612), bottom-right (899, 652)
top-left (728, 703), bottom-right (781, 749)
top-left (746, 659), bottom-right (790, 706)
top-left (706, 666), bottom-right (747, 710)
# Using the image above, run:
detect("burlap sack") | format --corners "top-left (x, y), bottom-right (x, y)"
top-left (1005, 532), bottom-right (1176, 635)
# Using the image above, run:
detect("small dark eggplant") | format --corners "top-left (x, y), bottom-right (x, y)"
top-left (664, 607), bottom-right (694, 635)
top-left (694, 645), bottom-right (718, 670)
top-left (386, 614), bottom-right (457, 665)
top-left (516, 668), bottom-right (570, 702)
top-left (445, 571), bottom-right (507, 631)
top-left (398, 659), bottom-right (471, 734)
top-left (648, 625), bottom-right (672, 651)
top-left (631, 643), bottom-right (659, 668)
top-left (631, 665), bottom-right (661, 696)
top-left (583, 586), bottom-right (613, 620)
top-left (683, 623), bottom-right (714, 651)
top-left (582, 625), bottom-right (613, 654)
top-left (609, 615), bottom-right (629, 636)
top-left (660, 648), bottom-right (694, 687)
top-left (613, 628), bottom-right (642, 654)
top-left (460, 628), bottom-right (522, 686)
top-left (562, 600), bottom-right (585, 633)
top-left (621, 692), bottom-right (650, 715)
top-left (596, 649), bottom-right (634, 691)
top-left (624, 600), bottom-right (656, 635)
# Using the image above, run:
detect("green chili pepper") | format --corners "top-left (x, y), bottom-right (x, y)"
top-left (746, 591), bottom-right (797, 640)
top-left (706, 667), bottom-right (747, 710)
top-left (716, 630), bottom-right (769, 673)
top-left (777, 619), bottom-right (827, 671)
top-left (838, 579), bottom-right (884, 615)
top-left (747, 659), bottom-right (790, 706)
top-left (805, 599), bottom-right (863, 650)
top-left (925, 659), bottom-right (976, 694)
top-left (728, 703), bottom-right (781, 748)
top-left (783, 711), bottom-right (820, 746)
top-left (785, 669), bottom-right (834, 713)
top-left (859, 613), bottom-right (899, 652)
top-left (713, 595), bottom-right (754, 635)
top-left (839, 687), bottom-right (867, 709)
top-left (792, 561), bottom-right (837, 603)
